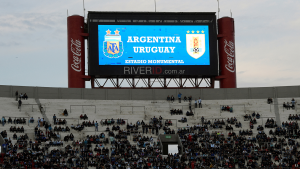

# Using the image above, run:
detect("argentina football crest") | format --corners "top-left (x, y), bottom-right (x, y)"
top-left (186, 30), bottom-right (205, 59)
top-left (103, 29), bottom-right (124, 58)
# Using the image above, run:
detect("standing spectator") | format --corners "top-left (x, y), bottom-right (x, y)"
top-left (198, 98), bottom-right (202, 108)
top-left (178, 93), bottom-right (182, 103)
top-left (19, 93), bottom-right (23, 100)
top-left (15, 91), bottom-right (18, 101)
top-left (53, 114), bottom-right (56, 123)
top-left (95, 121), bottom-right (98, 131)
top-left (142, 124), bottom-right (145, 134)
top-left (152, 126), bottom-right (154, 134)
top-left (189, 101), bottom-right (191, 111)
top-left (2, 116), bottom-right (5, 126)
top-left (2, 143), bottom-right (7, 154)
top-left (84, 139), bottom-right (88, 149)
top-left (194, 99), bottom-right (198, 108)
top-left (167, 95), bottom-right (170, 102)
top-left (45, 122), bottom-right (49, 132)
top-left (41, 118), bottom-right (44, 126)
top-left (188, 96), bottom-right (192, 102)
top-left (18, 99), bottom-right (22, 109)
top-left (291, 98), bottom-right (296, 109)
top-left (38, 117), bottom-right (40, 127)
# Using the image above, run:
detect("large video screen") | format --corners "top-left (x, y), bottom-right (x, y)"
top-left (88, 12), bottom-right (218, 77)
top-left (98, 25), bottom-right (210, 65)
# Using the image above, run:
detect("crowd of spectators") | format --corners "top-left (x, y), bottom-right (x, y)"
top-left (1, 96), bottom-right (300, 168)
top-left (221, 105), bottom-right (233, 112)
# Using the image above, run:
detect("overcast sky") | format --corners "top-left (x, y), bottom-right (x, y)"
top-left (0, 0), bottom-right (299, 88)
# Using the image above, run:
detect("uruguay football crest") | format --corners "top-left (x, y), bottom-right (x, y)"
top-left (103, 29), bottom-right (124, 58)
top-left (186, 30), bottom-right (205, 59)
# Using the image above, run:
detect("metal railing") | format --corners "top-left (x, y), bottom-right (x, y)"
top-left (70, 105), bottom-right (96, 114)
top-left (0, 134), bottom-right (5, 153)
top-left (158, 134), bottom-right (163, 154)
top-left (177, 134), bottom-right (183, 155)
top-left (19, 104), bottom-right (39, 112)
top-left (120, 106), bottom-right (145, 114)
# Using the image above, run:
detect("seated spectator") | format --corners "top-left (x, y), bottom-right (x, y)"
top-left (186, 111), bottom-right (194, 116)
top-left (23, 93), bottom-right (28, 100)
top-left (183, 96), bottom-right (187, 102)
top-left (283, 102), bottom-right (288, 109)
top-left (267, 97), bottom-right (273, 104)
top-left (287, 102), bottom-right (291, 110)
top-left (167, 95), bottom-right (170, 101)
top-left (13, 133), bottom-right (17, 140)
top-left (83, 114), bottom-right (88, 120)
top-left (63, 109), bottom-right (68, 116)
top-left (171, 95), bottom-right (175, 102)
top-left (226, 125), bottom-right (233, 130)
top-left (221, 106), bottom-right (225, 111)
top-left (30, 117), bottom-right (34, 123)
top-left (180, 117), bottom-right (187, 123)
top-left (8, 117), bottom-right (12, 124)
top-left (256, 113), bottom-right (260, 119)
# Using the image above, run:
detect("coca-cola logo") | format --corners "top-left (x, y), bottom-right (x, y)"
top-left (70, 38), bottom-right (81, 72)
top-left (224, 39), bottom-right (235, 73)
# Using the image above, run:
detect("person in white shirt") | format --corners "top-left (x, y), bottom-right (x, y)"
top-left (198, 98), bottom-right (202, 108)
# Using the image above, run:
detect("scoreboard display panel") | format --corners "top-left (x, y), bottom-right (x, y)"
top-left (88, 12), bottom-right (218, 77)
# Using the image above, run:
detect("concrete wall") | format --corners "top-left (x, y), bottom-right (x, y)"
top-left (1, 85), bottom-right (299, 100)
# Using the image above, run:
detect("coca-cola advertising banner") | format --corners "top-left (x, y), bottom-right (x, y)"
top-left (87, 12), bottom-right (218, 77)
top-left (68, 15), bottom-right (85, 88)
top-left (223, 39), bottom-right (235, 73)
top-left (217, 17), bottom-right (236, 88)
top-left (70, 38), bottom-right (82, 72)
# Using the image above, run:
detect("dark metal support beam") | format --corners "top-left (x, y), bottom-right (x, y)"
top-left (91, 77), bottom-right (215, 89)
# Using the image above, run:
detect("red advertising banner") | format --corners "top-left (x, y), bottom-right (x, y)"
top-left (217, 17), bottom-right (237, 88)
top-left (67, 15), bottom-right (85, 88)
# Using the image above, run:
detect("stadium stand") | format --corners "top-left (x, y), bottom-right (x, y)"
top-left (0, 95), bottom-right (299, 168)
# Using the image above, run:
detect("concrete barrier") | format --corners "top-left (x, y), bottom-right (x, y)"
top-left (1, 85), bottom-right (299, 100)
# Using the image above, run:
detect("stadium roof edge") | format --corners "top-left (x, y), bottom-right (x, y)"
top-left (87, 11), bottom-right (216, 15)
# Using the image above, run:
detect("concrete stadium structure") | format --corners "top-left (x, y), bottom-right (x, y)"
top-left (0, 85), bottom-right (299, 168)
top-left (1, 85), bottom-right (300, 100)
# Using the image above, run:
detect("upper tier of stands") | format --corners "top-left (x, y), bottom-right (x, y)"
top-left (0, 90), bottom-right (299, 168)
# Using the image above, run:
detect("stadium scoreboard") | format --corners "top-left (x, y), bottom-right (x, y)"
top-left (88, 12), bottom-right (218, 77)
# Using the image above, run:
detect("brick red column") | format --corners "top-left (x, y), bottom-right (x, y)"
top-left (217, 17), bottom-right (237, 88)
top-left (67, 15), bottom-right (85, 88)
